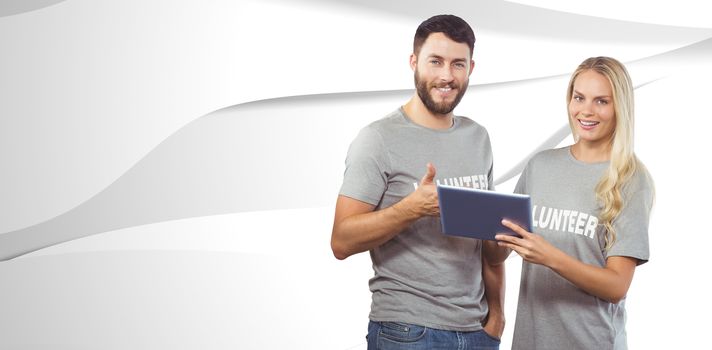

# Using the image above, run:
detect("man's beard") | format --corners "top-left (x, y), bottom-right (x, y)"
top-left (414, 70), bottom-right (468, 115)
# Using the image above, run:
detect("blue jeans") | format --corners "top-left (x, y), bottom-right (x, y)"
top-left (367, 321), bottom-right (500, 350)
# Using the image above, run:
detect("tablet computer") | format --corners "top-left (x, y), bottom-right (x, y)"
top-left (437, 185), bottom-right (532, 240)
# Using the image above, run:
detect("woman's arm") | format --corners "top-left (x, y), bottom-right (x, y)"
top-left (495, 220), bottom-right (637, 304)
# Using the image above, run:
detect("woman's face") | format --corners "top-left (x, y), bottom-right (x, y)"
top-left (568, 70), bottom-right (616, 146)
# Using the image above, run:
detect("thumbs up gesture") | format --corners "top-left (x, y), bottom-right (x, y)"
top-left (420, 162), bottom-right (436, 186)
top-left (411, 163), bottom-right (440, 217)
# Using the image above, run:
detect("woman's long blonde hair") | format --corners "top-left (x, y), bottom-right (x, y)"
top-left (566, 57), bottom-right (653, 250)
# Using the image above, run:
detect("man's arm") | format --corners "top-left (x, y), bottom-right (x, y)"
top-left (481, 242), bottom-right (506, 339)
top-left (482, 239), bottom-right (511, 265)
top-left (331, 163), bottom-right (438, 260)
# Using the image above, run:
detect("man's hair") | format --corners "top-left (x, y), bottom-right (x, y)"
top-left (413, 14), bottom-right (475, 58)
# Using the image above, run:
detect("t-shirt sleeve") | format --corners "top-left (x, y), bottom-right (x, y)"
top-left (338, 126), bottom-right (390, 206)
top-left (606, 180), bottom-right (654, 265)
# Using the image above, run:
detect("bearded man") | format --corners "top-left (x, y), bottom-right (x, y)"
top-left (331, 14), bottom-right (507, 350)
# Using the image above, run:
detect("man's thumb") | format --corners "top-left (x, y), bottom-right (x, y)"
top-left (420, 163), bottom-right (436, 184)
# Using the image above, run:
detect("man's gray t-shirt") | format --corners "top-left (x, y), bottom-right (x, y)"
top-left (339, 107), bottom-right (494, 331)
top-left (512, 146), bottom-right (653, 350)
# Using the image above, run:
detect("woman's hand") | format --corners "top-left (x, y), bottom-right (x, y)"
top-left (494, 219), bottom-right (562, 268)
top-left (495, 219), bottom-right (638, 304)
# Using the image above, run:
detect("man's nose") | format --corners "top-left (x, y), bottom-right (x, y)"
top-left (439, 66), bottom-right (454, 82)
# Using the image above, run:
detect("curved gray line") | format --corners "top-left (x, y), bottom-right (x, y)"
top-left (236, 75), bottom-right (564, 110)
top-left (2, 37), bottom-right (709, 261)
top-left (493, 78), bottom-right (664, 187)
top-left (494, 124), bottom-right (572, 186)
top-left (291, 0), bottom-right (712, 36)
top-left (633, 77), bottom-right (665, 90)
top-left (0, 0), bottom-right (66, 17)
top-left (0, 78), bottom-right (662, 261)
top-left (218, 34), bottom-right (711, 114)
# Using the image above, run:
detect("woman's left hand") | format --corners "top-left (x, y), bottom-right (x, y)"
top-left (495, 219), bottom-right (561, 267)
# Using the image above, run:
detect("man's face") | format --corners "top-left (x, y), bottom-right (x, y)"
top-left (412, 32), bottom-right (473, 116)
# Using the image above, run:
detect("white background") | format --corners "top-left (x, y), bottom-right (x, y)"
top-left (1, 0), bottom-right (710, 348)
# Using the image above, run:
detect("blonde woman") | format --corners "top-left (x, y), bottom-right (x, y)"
top-left (495, 57), bottom-right (654, 350)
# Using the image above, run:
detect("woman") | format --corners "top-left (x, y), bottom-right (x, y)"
top-left (495, 57), bottom-right (654, 350)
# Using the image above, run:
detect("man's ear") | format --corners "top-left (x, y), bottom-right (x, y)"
top-left (469, 59), bottom-right (475, 77)
top-left (410, 53), bottom-right (417, 72)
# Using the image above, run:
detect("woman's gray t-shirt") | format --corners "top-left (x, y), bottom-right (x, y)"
top-left (512, 146), bottom-right (653, 350)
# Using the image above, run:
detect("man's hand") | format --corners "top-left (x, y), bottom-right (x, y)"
top-left (483, 313), bottom-right (505, 340)
top-left (331, 163), bottom-right (439, 259)
top-left (398, 163), bottom-right (439, 217)
top-left (482, 251), bottom-right (506, 341)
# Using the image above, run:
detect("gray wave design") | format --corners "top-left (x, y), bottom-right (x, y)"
top-left (493, 78), bottom-right (662, 187)
top-left (290, 0), bottom-right (712, 33)
top-left (494, 124), bottom-right (571, 187)
top-left (0, 249), bottom-right (369, 348)
top-left (1, 37), bottom-right (710, 261)
top-left (0, 0), bottom-right (66, 17)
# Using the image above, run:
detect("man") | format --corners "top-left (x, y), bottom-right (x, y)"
top-left (331, 15), bottom-right (507, 349)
